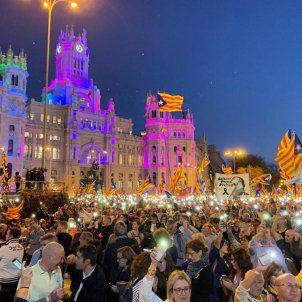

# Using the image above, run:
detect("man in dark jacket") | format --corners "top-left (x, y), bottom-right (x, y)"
top-left (69, 244), bottom-right (108, 302)
top-left (103, 221), bottom-right (140, 283)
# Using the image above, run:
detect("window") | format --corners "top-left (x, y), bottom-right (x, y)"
top-left (30, 113), bottom-right (34, 121)
top-left (118, 153), bottom-right (123, 165)
top-left (152, 146), bottom-right (156, 152)
top-left (151, 110), bottom-right (156, 118)
top-left (73, 146), bottom-right (76, 160)
top-left (152, 156), bottom-right (157, 164)
top-left (8, 139), bottom-right (13, 154)
top-left (35, 146), bottom-right (43, 158)
top-left (138, 155), bottom-right (142, 166)
top-left (178, 156), bottom-right (182, 163)
top-left (24, 145), bottom-right (29, 157)
top-left (53, 116), bottom-right (57, 124)
top-left (47, 115), bottom-right (50, 123)
top-left (57, 117), bottom-right (62, 125)
top-left (129, 154), bottom-right (133, 165)
top-left (25, 131), bottom-right (30, 138)
top-left (40, 114), bottom-right (44, 122)
top-left (160, 112), bottom-right (164, 118)
top-left (152, 172), bottom-right (157, 186)
top-left (52, 147), bottom-right (58, 160)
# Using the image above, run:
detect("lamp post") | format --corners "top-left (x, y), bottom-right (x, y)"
top-left (224, 149), bottom-right (245, 173)
top-left (41, 0), bottom-right (78, 171)
top-left (46, 146), bottom-right (52, 181)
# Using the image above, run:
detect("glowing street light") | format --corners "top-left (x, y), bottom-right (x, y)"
top-left (35, 0), bottom-right (78, 171)
top-left (224, 149), bottom-right (245, 172)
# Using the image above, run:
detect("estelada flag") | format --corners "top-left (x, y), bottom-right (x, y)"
top-left (157, 93), bottom-right (183, 112)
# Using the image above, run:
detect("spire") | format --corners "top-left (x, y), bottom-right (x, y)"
top-left (202, 132), bottom-right (207, 144)
top-left (70, 24), bottom-right (74, 38)
top-left (82, 29), bottom-right (87, 46)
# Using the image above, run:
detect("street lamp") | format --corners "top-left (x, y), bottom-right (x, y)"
top-left (46, 146), bottom-right (52, 180)
top-left (40, 0), bottom-right (78, 171)
top-left (224, 149), bottom-right (245, 173)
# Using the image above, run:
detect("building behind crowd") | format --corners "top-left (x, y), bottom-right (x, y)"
top-left (0, 26), bottom-right (224, 192)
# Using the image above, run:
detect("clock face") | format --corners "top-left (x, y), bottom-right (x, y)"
top-left (76, 44), bottom-right (83, 53)
top-left (56, 45), bottom-right (62, 54)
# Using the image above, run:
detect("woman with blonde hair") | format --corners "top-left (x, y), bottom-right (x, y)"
top-left (141, 250), bottom-right (191, 302)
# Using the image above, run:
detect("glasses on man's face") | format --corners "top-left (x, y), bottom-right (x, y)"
top-left (277, 283), bottom-right (301, 290)
top-left (173, 287), bottom-right (190, 295)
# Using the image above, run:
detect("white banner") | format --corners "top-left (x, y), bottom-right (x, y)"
top-left (215, 173), bottom-right (250, 199)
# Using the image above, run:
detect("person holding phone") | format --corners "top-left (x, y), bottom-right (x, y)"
top-left (0, 227), bottom-right (24, 302)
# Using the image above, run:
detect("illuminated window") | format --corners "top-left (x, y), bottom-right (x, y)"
top-left (128, 155), bottom-right (133, 165)
top-left (30, 113), bottom-right (34, 121)
top-left (47, 115), bottom-right (50, 123)
top-left (52, 147), bottom-right (58, 160)
top-left (35, 146), bottom-right (43, 158)
top-left (53, 116), bottom-right (57, 124)
top-left (57, 117), bottom-right (62, 125)
top-left (24, 145), bottom-right (29, 157)
top-left (118, 153), bottom-right (123, 165)
top-left (40, 114), bottom-right (44, 122)
top-left (138, 155), bottom-right (142, 166)
top-left (25, 131), bottom-right (30, 138)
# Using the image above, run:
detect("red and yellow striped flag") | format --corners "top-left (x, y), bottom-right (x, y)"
top-left (157, 93), bottom-right (184, 112)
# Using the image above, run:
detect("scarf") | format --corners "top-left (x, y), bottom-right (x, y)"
top-left (186, 252), bottom-right (209, 278)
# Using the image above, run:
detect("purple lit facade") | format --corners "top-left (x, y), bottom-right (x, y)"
top-left (0, 27), bottom-right (202, 191)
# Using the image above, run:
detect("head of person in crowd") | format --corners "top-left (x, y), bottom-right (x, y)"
top-left (201, 223), bottom-right (215, 238)
top-left (257, 225), bottom-right (272, 246)
top-left (39, 219), bottom-right (47, 230)
top-left (151, 213), bottom-right (159, 225)
top-left (116, 246), bottom-right (137, 269)
top-left (6, 226), bottom-right (21, 241)
top-left (192, 215), bottom-right (202, 228)
top-left (114, 221), bottom-right (127, 237)
top-left (191, 232), bottom-right (206, 245)
top-left (244, 269), bottom-right (266, 299)
top-left (40, 233), bottom-right (58, 248)
top-left (166, 219), bottom-right (177, 236)
top-left (41, 242), bottom-right (65, 273)
top-left (30, 219), bottom-right (40, 231)
top-left (275, 273), bottom-right (301, 302)
top-left (185, 239), bottom-right (208, 263)
top-left (131, 252), bottom-right (152, 280)
top-left (119, 213), bottom-right (128, 223)
top-left (263, 262), bottom-right (284, 295)
top-left (131, 217), bottom-right (141, 231)
top-left (75, 244), bottom-right (97, 273)
top-left (284, 229), bottom-right (295, 243)
top-left (138, 209), bottom-right (147, 221)
top-left (0, 223), bottom-right (8, 239)
top-left (230, 247), bottom-right (253, 278)
top-left (102, 215), bottom-right (112, 227)
top-left (57, 221), bottom-right (68, 233)
top-left (79, 231), bottom-right (93, 246)
top-left (210, 217), bottom-right (220, 230)
top-left (166, 270), bottom-right (191, 302)
top-left (160, 214), bottom-right (168, 225)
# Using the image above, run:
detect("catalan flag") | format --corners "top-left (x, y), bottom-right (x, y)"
top-left (136, 176), bottom-right (155, 195)
top-left (157, 93), bottom-right (184, 112)
top-left (221, 164), bottom-right (233, 174)
top-left (170, 165), bottom-right (186, 192)
top-left (275, 130), bottom-right (302, 179)
top-left (198, 155), bottom-right (210, 176)
top-left (251, 174), bottom-right (272, 185)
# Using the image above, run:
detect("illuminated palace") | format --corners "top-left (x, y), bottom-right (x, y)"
top-left (0, 26), bottom-right (211, 192)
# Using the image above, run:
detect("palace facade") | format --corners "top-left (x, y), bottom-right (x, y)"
top-left (0, 26), bottom-right (215, 192)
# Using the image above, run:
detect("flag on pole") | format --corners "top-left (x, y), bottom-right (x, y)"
top-left (276, 130), bottom-right (302, 179)
top-left (198, 155), bottom-right (210, 175)
top-left (136, 177), bottom-right (155, 195)
top-left (251, 174), bottom-right (272, 185)
top-left (221, 164), bottom-right (233, 174)
top-left (157, 93), bottom-right (184, 112)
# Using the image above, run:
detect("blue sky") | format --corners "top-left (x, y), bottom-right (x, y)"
top-left (2, 0), bottom-right (302, 163)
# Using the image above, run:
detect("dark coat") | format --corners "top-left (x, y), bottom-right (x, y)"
top-left (103, 236), bottom-right (140, 283)
top-left (69, 264), bottom-right (108, 302)
top-left (190, 265), bottom-right (214, 302)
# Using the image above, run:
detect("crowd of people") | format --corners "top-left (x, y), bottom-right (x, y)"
top-left (1, 196), bottom-right (302, 301)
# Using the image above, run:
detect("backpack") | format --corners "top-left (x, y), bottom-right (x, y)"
top-left (119, 278), bottom-right (141, 302)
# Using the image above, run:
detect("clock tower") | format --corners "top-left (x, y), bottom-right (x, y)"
top-left (55, 25), bottom-right (89, 87)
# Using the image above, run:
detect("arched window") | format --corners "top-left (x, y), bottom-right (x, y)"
top-left (151, 110), bottom-right (156, 118)
top-left (152, 145), bottom-right (156, 152)
top-left (152, 156), bottom-right (157, 164)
